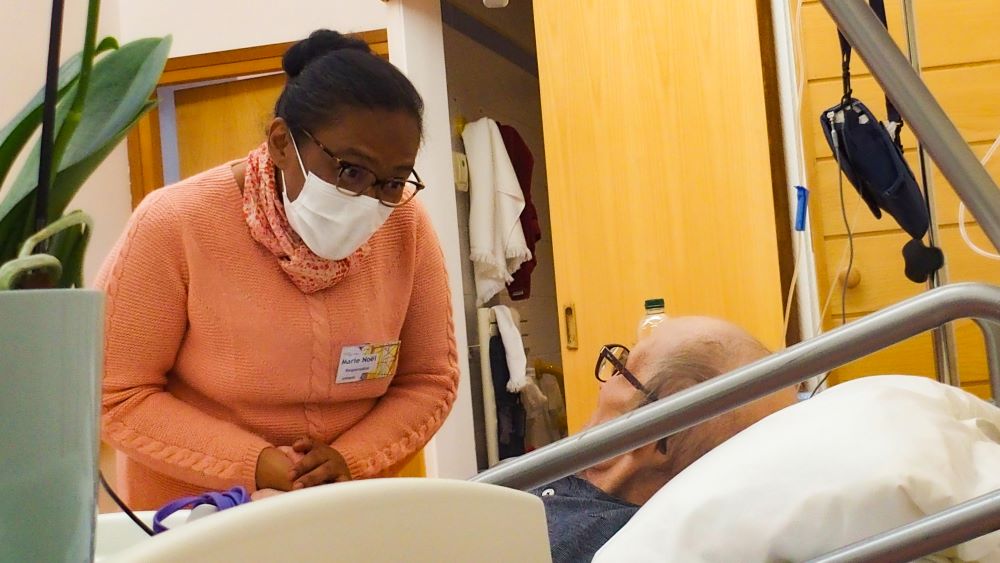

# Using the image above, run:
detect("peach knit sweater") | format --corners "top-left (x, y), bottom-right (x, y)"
top-left (96, 164), bottom-right (458, 509)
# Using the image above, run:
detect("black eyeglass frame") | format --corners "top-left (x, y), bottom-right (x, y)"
top-left (300, 128), bottom-right (425, 208)
top-left (594, 344), bottom-right (669, 454)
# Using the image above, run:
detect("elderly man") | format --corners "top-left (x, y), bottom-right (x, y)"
top-left (532, 316), bottom-right (797, 563)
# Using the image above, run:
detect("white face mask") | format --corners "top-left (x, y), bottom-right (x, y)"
top-left (281, 135), bottom-right (394, 261)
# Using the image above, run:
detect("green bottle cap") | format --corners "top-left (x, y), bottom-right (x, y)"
top-left (644, 298), bottom-right (665, 310)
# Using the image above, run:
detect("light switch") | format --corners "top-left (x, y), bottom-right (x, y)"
top-left (453, 151), bottom-right (470, 191)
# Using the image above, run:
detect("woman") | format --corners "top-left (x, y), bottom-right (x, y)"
top-left (97, 30), bottom-right (459, 509)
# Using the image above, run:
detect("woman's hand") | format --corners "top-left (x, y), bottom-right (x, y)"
top-left (289, 437), bottom-right (352, 489)
top-left (255, 447), bottom-right (295, 491)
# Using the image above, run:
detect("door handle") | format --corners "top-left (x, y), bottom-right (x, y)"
top-left (564, 304), bottom-right (579, 350)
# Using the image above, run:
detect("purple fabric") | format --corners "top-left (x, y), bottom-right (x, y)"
top-left (152, 486), bottom-right (250, 534)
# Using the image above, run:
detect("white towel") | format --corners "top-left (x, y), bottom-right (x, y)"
top-left (462, 117), bottom-right (531, 306)
top-left (492, 305), bottom-right (527, 392)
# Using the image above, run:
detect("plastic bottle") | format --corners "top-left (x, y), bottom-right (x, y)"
top-left (637, 298), bottom-right (667, 341)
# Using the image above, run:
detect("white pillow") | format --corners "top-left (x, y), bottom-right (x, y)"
top-left (594, 375), bottom-right (1000, 563)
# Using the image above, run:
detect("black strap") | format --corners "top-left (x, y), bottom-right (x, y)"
top-left (837, 0), bottom-right (902, 126)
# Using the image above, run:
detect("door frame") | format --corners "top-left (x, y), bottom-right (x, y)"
top-left (125, 30), bottom-right (389, 208)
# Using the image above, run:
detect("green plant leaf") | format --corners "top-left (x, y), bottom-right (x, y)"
top-left (0, 86), bottom-right (77, 264)
top-left (50, 99), bottom-right (157, 219)
top-left (0, 254), bottom-right (61, 290)
top-left (48, 218), bottom-right (90, 288)
top-left (1, 209), bottom-right (92, 289)
top-left (0, 36), bottom-right (170, 262)
top-left (0, 36), bottom-right (118, 193)
top-left (0, 198), bottom-right (32, 263)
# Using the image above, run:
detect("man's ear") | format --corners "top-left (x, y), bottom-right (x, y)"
top-left (633, 439), bottom-right (668, 467)
top-left (267, 117), bottom-right (293, 172)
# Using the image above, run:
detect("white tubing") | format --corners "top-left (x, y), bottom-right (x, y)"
top-left (958, 134), bottom-right (1000, 260)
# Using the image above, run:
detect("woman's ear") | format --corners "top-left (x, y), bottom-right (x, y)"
top-left (267, 118), bottom-right (306, 201)
top-left (267, 118), bottom-right (293, 172)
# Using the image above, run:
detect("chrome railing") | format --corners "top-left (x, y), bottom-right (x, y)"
top-left (473, 284), bottom-right (1000, 492)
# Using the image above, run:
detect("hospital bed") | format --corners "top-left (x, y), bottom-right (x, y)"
top-left (101, 1), bottom-right (1000, 561)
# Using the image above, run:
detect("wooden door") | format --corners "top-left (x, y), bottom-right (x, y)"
top-left (534, 1), bottom-right (789, 432)
top-left (795, 0), bottom-right (1000, 399)
top-left (173, 73), bottom-right (285, 177)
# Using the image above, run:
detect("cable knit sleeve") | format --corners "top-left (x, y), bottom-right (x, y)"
top-left (331, 209), bottom-right (460, 478)
top-left (96, 190), bottom-right (272, 492)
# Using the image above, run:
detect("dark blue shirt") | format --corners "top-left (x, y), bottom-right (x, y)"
top-left (531, 475), bottom-right (640, 563)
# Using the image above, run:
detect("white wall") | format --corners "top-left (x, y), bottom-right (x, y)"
top-left (116, 0), bottom-right (390, 57)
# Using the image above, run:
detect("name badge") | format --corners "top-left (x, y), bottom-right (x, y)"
top-left (336, 341), bottom-right (401, 384)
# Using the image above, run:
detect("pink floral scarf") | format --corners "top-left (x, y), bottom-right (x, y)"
top-left (241, 143), bottom-right (364, 293)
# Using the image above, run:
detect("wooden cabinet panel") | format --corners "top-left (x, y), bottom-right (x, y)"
top-left (534, 1), bottom-right (786, 432)
top-left (914, 0), bottom-right (1000, 68)
top-left (963, 381), bottom-right (993, 402)
top-left (826, 226), bottom-right (1000, 315)
top-left (806, 63), bottom-right (1000, 154)
top-left (799, 0), bottom-right (907, 81)
top-left (174, 73), bottom-right (285, 179)
top-left (798, 0), bottom-right (998, 401)
top-left (828, 331), bottom-right (935, 383)
top-left (953, 320), bottom-right (998, 385)
top-left (813, 143), bottom-right (1000, 237)
top-left (824, 229), bottom-right (921, 316)
top-left (829, 319), bottom-right (993, 386)
top-left (801, 0), bottom-right (1000, 81)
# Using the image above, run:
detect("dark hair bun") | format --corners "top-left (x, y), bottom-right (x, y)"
top-left (283, 29), bottom-right (372, 79)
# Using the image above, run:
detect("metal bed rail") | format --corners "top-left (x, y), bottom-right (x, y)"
top-left (472, 283), bottom-right (1000, 562)
top-left (472, 283), bottom-right (1000, 490)
top-left (809, 489), bottom-right (1000, 563)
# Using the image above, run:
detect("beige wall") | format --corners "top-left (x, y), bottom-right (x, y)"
top-left (1, 0), bottom-right (131, 284)
top-left (116, 0), bottom-right (389, 57)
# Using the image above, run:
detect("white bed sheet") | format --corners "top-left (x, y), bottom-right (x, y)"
top-left (595, 375), bottom-right (1000, 562)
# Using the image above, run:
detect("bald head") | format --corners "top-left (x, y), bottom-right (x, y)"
top-left (633, 317), bottom-right (795, 481)
top-left (583, 317), bottom-right (797, 504)
top-left (628, 316), bottom-right (772, 401)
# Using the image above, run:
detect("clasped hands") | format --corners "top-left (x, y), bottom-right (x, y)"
top-left (254, 438), bottom-right (351, 500)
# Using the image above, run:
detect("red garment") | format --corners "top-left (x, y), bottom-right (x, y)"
top-left (498, 124), bottom-right (541, 300)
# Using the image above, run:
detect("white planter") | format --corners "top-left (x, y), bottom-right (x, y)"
top-left (0, 289), bottom-right (104, 562)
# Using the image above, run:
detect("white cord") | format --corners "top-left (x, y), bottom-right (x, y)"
top-left (812, 200), bottom-right (864, 335)
top-left (782, 230), bottom-right (805, 340)
top-left (958, 133), bottom-right (1000, 260)
top-left (783, 0), bottom-right (811, 344)
top-left (793, 0), bottom-right (806, 116)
